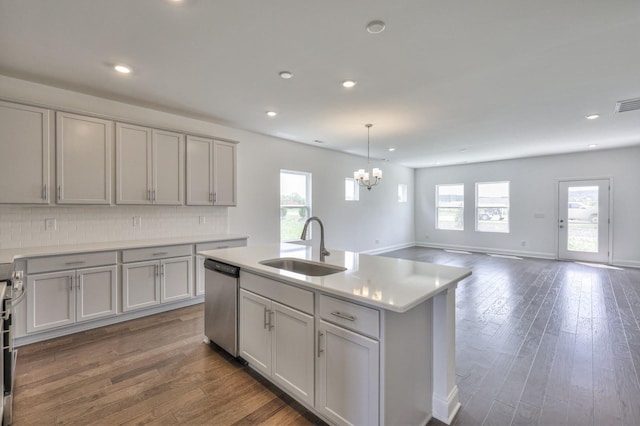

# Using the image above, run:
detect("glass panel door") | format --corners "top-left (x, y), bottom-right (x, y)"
top-left (558, 179), bottom-right (610, 262)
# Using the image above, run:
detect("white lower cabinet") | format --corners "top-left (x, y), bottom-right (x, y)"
top-left (123, 256), bottom-right (192, 312)
top-left (27, 265), bottom-right (117, 333)
top-left (240, 289), bottom-right (315, 406)
top-left (316, 319), bottom-right (380, 426)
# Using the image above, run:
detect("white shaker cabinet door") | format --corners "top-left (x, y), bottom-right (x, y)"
top-left (213, 140), bottom-right (237, 206)
top-left (239, 289), bottom-right (272, 375)
top-left (153, 129), bottom-right (184, 205)
top-left (316, 319), bottom-right (380, 426)
top-left (186, 135), bottom-right (214, 205)
top-left (27, 271), bottom-right (75, 333)
top-left (0, 100), bottom-right (51, 204)
top-left (116, 122), bottom-right (152, 204)
top-left (123, 261), bottom-right (160, 312)
top-left (76, 265), bottom-right (118, 322)
top-left (271, 301), bottom-right (315, 406)
top-left (56, 112), bottom-right (112, 204)
top-left (160, 256), bottom-right (192, 303)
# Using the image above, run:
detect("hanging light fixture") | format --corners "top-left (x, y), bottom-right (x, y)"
top-left (353, 124), bottom-right (382, 190)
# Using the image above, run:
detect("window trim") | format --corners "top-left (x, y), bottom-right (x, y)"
top-left (435, 183), bottom-right (465, 231)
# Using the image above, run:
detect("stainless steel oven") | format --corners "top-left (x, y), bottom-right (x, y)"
top-left (0, 264), bottom-right (22, 426)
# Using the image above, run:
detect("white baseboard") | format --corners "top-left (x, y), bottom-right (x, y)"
top-left (415, 242), bottom-right (556, 260)
top-left (611, 259), bottom-right (640, 269)
top-left (360, 242), bottom-right (416, 255)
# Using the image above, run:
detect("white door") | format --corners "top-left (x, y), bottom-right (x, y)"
top-left (316, 320), bottom-right (379, 426)
top-left (239, 289), bottom-right (272, 375)
top-left (186, 135), bottom-right (214, 205)
top-left (0, 101), bottom-right (51, 204)
top-left (271, 301), bottom-right (315, 406)
top-left (213, 140), bottom-right (237, 206)
top-left (160, 256), bottom-right (192, 303)
top-left (76, 265), bottom-right (118, 322)
top-left (56, 112), bottom-right (112, 204)
top-left (27, 271), bottom-right (75, 333)
top-left (116, 122), bottom-right (152, 204)
top-left (153, 129), bottom-right (184, 205)
top-left (558, 179), bottom-right (610, 263)
top-left (123, 261), bottom-right (160, 311)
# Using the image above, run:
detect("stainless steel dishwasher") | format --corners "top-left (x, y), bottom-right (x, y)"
top-left (204, 259), bottom-right (240, 357)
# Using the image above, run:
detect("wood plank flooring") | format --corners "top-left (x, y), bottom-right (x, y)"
top-left (13, 247), bottom-right (640, 425)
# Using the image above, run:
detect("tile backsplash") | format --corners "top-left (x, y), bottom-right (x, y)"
top-left (0, 205), bottom-right (229, 249)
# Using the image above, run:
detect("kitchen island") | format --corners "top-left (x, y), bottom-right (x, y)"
top-left (200, 243), bottom-right (471, 426)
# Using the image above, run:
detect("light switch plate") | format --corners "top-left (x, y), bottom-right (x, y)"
top-left (199, 216), bottom-right (206, 225)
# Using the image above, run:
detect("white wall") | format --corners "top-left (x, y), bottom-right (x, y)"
top-left (0, 75), bottom-right (415, 253)
top-left (415, 146), bottom-right (640, 267)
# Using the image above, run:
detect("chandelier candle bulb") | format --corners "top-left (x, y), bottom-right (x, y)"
top-left (373, 168), bottom-right (382, 179)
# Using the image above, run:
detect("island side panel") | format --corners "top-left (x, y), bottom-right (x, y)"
top-left (381, 299), bottom-right (433, 425)
top-left (432, 285), bottom-right (461, 424)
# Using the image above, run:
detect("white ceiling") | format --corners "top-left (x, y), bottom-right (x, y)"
top-left (1, 0), bottom-right (639, 168)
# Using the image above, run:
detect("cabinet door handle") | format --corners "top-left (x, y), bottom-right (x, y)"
top-left (65, 261), bottom-right (86, 266)
top-left (331, 311), bottom-right (356, 321)
top-left (43, 183), bottom-right (48, 201)
top-left (148, 189), bottom-right (151, 201)
top-left (269, 310), bottom-right (274, 330)
top-left (155, 264), bottom-right (159, 278)
top-left (213, 192), bottom-right (217, 203)
top-left (69, 276), bottom-right (74, 291)
top-left (57, 185), bottom-right (62, 200)
top-left (317, 331), bottom-right (324, 357)
top-left (152, 252), bottom-right (168, 256)
top-left (161, 264), bottom-right (165, 276)
top-left (264, 307), bottom-right (269, 329)
top-left (153, 189), bottom-right (156, 201)
top-left (209, 192), bottom-right (213, 202)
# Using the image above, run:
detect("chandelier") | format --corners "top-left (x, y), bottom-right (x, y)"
top-left (353, 124), bottom-right (382, 190)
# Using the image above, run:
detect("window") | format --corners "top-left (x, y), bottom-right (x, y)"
top-left (345, 178), bottom-right (359, 201)
top-left (476, 181), bottom-right (509, 233)
top-left (398, 184), bottom-right (408, 203)
top-left (436, 184), bottom-right (464, 230)
top-left (280, 170), bottom-right (312, 242)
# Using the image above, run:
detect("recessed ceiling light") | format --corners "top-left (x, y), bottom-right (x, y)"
top-left (588, 144), bottom-right (598, 148)
top-left (266, 111), bottom-right (277, 117)
top-left (388, 147), bottom-right (395, 152)
top-left (279, 71), bottom-right (293, 79)
top-left (342, 80), bottom-right (357, 88)
top-left (585, 114), bottom-right (600, 120)
top-left (366, 20), bottom-right (386, 34)
top-left (114, 64), bottom-right (131, 74)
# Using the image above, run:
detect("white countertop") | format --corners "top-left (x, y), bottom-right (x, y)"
top-left (0, 234), bottom-right (248, 264)
top-left (199, 244), bottom-right (471, 313)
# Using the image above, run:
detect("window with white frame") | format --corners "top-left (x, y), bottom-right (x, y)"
top-left (476, 181), bottom-right (509, 233)
top-left (280, 170), bottom-right (312, 242)
top-left (436, 184), bottom-right (464, 230)
top-left (345, 178), bottom-right (359, 201)
top-left (398, 184), bottom-right (408, 203)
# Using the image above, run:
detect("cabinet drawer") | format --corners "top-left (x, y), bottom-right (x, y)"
top-left (122, 244), bottom-right (192, 263)
top-left (319, 294), bottom-right (380, 339)
top-left (196, 239), bottom-right (246, 252)
top-left (27, 251), bottom-right (117, 274)
top-left (240, 271), bottom-right (313, 315)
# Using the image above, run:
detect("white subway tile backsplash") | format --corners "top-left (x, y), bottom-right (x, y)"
top-left (0, 205), bottom-right (229, 249)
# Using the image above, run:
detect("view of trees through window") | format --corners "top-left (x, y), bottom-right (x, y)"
top-left (280, 170), bottom-right (311, 242)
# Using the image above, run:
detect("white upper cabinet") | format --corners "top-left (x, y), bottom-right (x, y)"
top-left (116, 124), bottom-right (184, 205)
top-left (0, 100), bottom-right (51, 204)
top-left (186, 135), bottom-right (214, 205)
top-left (56, 112), bottom-right (113, 204)
top-left (213, 140), bottom-right (237, 206)
top-left (186, 136), bottom-right (237, 206)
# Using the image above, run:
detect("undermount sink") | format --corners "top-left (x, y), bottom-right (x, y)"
top-left (259, 258), bottom-right (346, 277)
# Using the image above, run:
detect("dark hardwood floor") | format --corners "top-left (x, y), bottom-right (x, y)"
top-left (13, 247), bottom-right (640, 425)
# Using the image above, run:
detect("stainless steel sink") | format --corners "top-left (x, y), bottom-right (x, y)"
top-left (259, 258), bottom-right (346, 276)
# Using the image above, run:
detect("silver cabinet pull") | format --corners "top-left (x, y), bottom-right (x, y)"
top-left (269, 310), bottom-right (275, 330)
top-left (69, 276), bottom-right (74, 291)
top-left (155, 264), bottom-right (159, 278)
top-left (213, 192), bottom-right (217, 203)
top-left (209, 192), bottom-right (213, 202)
top-left (65, 261), bottom-right (86, 266)
top-left (264, 307), bottom-right (269, 329)
top-left (317, 331), bottom-right (324, 357)
top-left (331, 311), bottom-right (356, 321)
top-left (148, 189), bottom-right (151, 201)
top-left (153, 189), bottom-right (156, 201)
top-left (43, 183), bottom-right (48, 201)
top-left (152, 252), bottom-right (168, 256)
top-left (161, 264), bottom-right (165, 276)
top-left (57, 185), bottom-right (62, 200)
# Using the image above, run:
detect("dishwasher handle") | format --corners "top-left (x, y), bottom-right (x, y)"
top-left (204, 259), bottom-right (240, 278)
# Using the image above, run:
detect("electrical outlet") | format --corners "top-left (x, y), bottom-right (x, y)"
top-left (375, 239), bottom-right (380, 244)
top-left (521, 240), bottom-right (526, 247)
top-left (199, 216), bottom-right (206, 225)
top-left (45, 218), bottom-right (56, 231)
top-left (133, 216), bottom-right (142, 228)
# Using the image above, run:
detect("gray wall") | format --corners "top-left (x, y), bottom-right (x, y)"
top-left (414, 147), bottom-right (640, 267)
